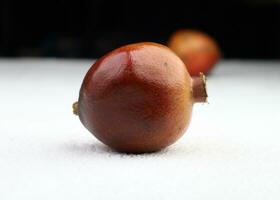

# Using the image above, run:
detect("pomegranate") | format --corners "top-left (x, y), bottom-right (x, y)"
top-left (73, 42), bottom-right (207, 153)
top-left (168, 30), bottom-right (221, 76)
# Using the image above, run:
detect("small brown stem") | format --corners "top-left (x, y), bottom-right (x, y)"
top-left (72, 101), bottom-right (79, 115)
top-left (192, 73), bottom-right (208, 103)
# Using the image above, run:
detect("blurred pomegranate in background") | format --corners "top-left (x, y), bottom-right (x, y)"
top-left (168, 30), bottom-right (221, 76)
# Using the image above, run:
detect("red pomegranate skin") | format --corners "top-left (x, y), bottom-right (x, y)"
top-left (77, 42), bottom-right (194, 153)
top-left (168, 30), bottom-right (221, 76)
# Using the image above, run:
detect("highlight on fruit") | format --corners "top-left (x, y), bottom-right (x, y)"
top-left (73, 42), bottom-right (208, 153)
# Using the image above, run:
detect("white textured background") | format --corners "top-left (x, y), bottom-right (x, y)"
top-left (0, 59), bottom-right (280, 200)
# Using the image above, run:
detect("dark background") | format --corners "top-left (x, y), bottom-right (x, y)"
top-left (0, 0), bottom-right (279, 59)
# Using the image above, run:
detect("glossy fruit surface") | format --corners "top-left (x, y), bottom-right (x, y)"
top-left (75, 42), bottom-right (207, 153)
top-left (168, 30), bottom-right (220, 76)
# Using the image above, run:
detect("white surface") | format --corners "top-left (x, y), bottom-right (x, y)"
top-left (0, 59), bottom-right (280, 200)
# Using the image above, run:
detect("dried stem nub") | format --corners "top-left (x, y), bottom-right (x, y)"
top-left (192, 73), bottom-right (208, 103)
top-left (72, 102), bottom-right (79, 115)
